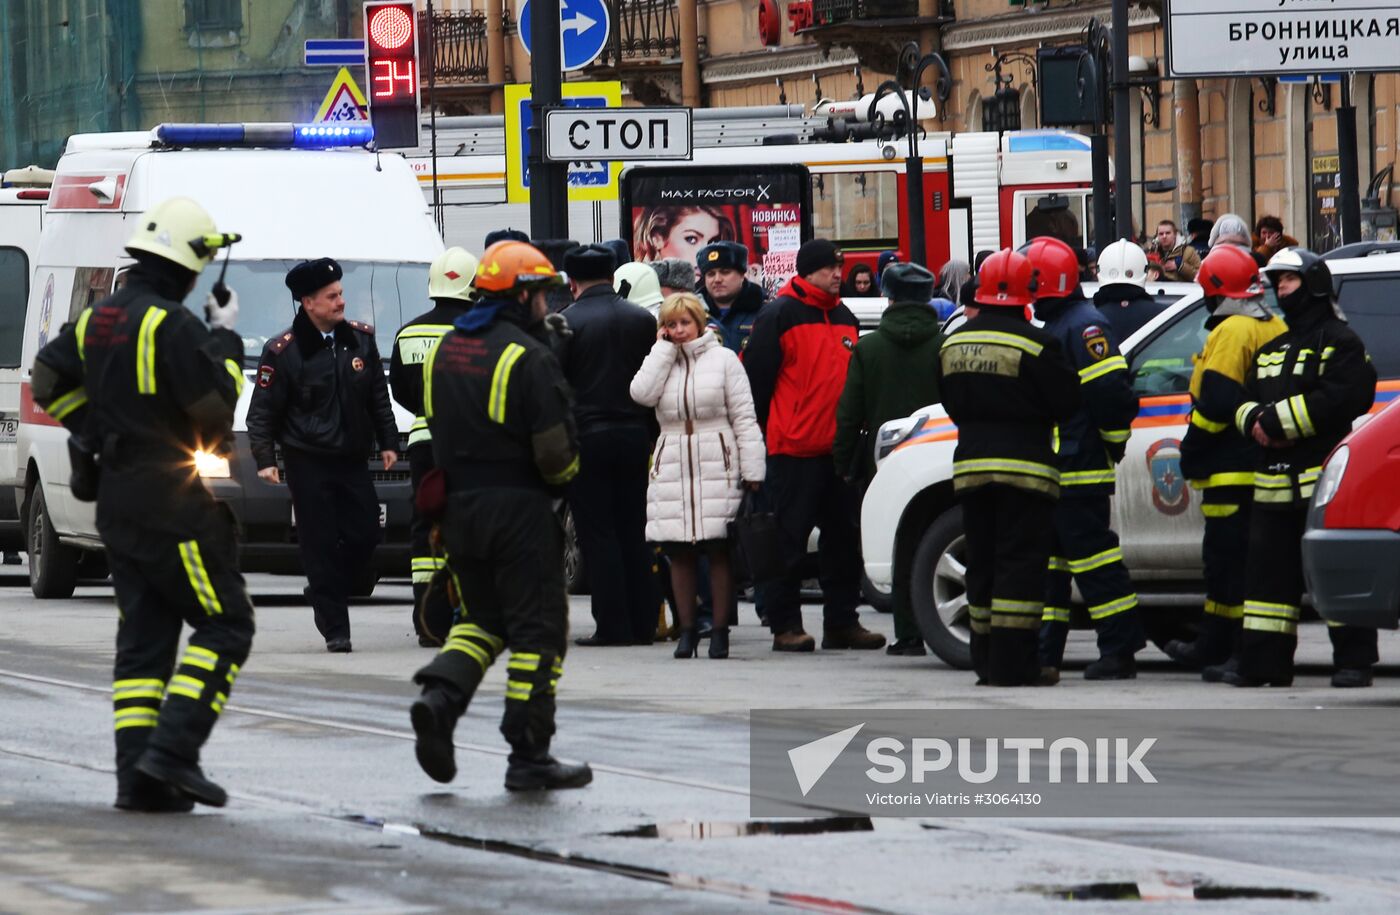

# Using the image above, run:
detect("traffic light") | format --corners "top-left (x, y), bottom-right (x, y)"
top-left (364, 1), bottom-right (421, 149)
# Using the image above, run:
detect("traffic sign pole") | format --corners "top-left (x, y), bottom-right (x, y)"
top-left (528, 0), bottom-right (568, 241)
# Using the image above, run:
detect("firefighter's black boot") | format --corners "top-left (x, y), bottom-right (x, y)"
top-left (1164, 615), bottom-right (1238, 669)
top-left (410, 683), bottom-right (464, 784)
top-left (1084, 654), bottom-right (1137, 680)
top-left (1331, 668), bottom-right (1374, 689)
top-left (504, 751), bottom-right (593, 791)
top-left (115, 770), bottom-right (195, 814)
top-left (135, 748), bottom-right (227, 808)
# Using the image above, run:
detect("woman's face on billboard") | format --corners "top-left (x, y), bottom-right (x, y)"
top-left (654, 210), bottom-right (723, 263)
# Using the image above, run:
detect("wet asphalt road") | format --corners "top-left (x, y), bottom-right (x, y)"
top-left (4, 570), bottom-right (1400, 913)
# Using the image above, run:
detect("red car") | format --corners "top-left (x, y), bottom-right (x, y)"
top-left (1303, 394), bottom-right (1400, 628)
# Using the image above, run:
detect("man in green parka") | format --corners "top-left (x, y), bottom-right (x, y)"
top-left (833, 262), bottom-right (945, 655)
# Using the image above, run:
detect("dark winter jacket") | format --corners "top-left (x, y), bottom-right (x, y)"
top-left (1092, 284), bottom-right (1166, 345)
top-left (1236, 302), bottom-right (1376, 508)
top-left (556, 283), bottom-right (657, 436)
top-left (833, 301), bottom-right (944, 485)
top-left (390, 299), bottom-right (472, 449)
top-left (743, 276), bottom-right (858, 457)
top-left (30, 267), bottom-right (245, 541)
top-left (1034, 292), bottom-right (1140, 496)
top-left (937, 309), bottom-right (1081, 498)
top-left (701, 279), bottom-right (766, 353)
top-left (247, 308), bottom-right (398, 469)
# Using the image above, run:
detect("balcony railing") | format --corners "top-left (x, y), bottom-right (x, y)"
top-left (597, 0), bottom-right (695, 67)
top-left (810, 0), bottom-right (953, 26)
top-left (421, 10), bottom-right (490, 84)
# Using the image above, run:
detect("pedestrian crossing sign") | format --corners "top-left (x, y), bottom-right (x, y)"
top-left (314, 68), bottom-right (370, 123)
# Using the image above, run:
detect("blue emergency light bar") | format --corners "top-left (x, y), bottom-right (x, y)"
top-left (154, 123), bottom-right (376, 149)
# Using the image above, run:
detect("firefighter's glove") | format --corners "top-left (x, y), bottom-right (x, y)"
top-left (543, 312), bottom-right (572, 340)
top-left (205, 287), bottom-right (239, 330)
top-left (1104, 441), bottom-right (1127, 465)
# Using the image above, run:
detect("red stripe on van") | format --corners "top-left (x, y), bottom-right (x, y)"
top-left (20, 382), bottom-right (61, 428)
top-left (49, 174), bottom-right (126, 210)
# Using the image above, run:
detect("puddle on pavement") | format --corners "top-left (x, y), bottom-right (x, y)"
top-left (610, 816), bottom-right (874, 839)
top-left (1033, 881), bottom-right (1323, 902)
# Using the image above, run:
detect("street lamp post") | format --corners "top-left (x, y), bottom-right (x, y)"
top-left (868, 45), bottom-right (952, 268)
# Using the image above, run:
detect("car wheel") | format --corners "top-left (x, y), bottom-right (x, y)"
top-left (28, 485), bottom-right (79, 600)
top-left (909, 507), bottom-right (973, 669)
top-left (861, 572), bottom-right (894, 612)
top-left (562, 504), bottom-right (588, 595)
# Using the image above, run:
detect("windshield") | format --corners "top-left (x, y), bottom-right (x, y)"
top-left (188, 260), bottom-right (431, 364)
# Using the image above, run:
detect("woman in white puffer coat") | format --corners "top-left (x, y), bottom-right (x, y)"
top-left (630, 293), bottom-right (766, 659)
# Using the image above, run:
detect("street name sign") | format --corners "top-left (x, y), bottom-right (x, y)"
top-left (1165, 0), bottom-right (1400, 77)
top-left (544, 108), bottom-right (692, 162)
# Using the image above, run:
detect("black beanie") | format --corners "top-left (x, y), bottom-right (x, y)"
top-left (796, 239), bottom-right (841, 277)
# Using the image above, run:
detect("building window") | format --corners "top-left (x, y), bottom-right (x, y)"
top-left (186, 0), bottom-right (242, 30)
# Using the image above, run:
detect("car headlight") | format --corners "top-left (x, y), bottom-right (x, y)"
top-left (1314, 445), bottom-right (1348, 507)
top-left (194, 449), bottom-right (231, 479)
top-left (876, 415), bottom-right (929, 464)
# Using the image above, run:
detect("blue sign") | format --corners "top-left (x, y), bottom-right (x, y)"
top-left (516, 94), bottom-right (611, 188)
top-left (304, 39), bottom-right (366, 68)
top-left (1279, 74), bottom-right (1342, 84)
top-left (518, 0), bottom-right (611, 72)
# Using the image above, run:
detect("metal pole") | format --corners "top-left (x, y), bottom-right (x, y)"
top-left (1111, 0), bottom-right (1133, 241)
top-left (427, 0), bottom-right (443, 238)
top-left (906, 156), bottom-right (927, 266)
top-left (528, 0), bottom-right (568, 240)
top-left (1092, 133), bottom-right (1113, 251)
top-left (1338, 76), bottom-right (1362, 245)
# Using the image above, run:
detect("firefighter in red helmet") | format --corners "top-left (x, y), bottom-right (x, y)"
top-left (1166, 244), bottom-right (1284, 672)
top-left (935, 249), bottom-right (1079, 686)
top-left (1021, 235), bottom-right (1144, 682)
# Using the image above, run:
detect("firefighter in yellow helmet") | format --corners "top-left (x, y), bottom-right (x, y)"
top-left (408, 240), bottom-right (591, 791)
top-left (31, 197), bottom-right (252, 811)
top-left (390, 246), bottom-right (479, 645)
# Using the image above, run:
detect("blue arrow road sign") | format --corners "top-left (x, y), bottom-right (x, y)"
top-left (305, 39), bottom-right (366, 67)
top-left (519, 0), bottom-right (611, 72)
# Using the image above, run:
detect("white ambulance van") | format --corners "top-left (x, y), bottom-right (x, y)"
top-left (16, 123), bottom-right (443, 598)
top-left (0, 169), bottom-right (53, 555)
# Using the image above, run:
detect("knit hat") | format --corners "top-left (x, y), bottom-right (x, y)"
top-left (562, 243), bottom-right (617, 281)
top-left (697, 241), bottom-right (748, 274)
top-left (881, 262), bottom-right (936, 304)
top-left (651, 257), bottom-right (696, 291)
top-left (796, 238), bottom-right (841, 277)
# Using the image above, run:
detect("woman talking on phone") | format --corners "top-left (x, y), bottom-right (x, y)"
top-left (630, 293), bottom-right (765, 659)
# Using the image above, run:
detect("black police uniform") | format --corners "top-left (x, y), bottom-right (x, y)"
top-left (937, 309), bottom-right (1080, 685)
top-left (1034, 292), bottom-right (1145, 674)
top-left (1173, 303), bottom-right (1285, 667)
top-left (411, 295), bottom-right (582, 780)
top-left (1232, 288), bottom-right (1377, 685)
top-left (32, 262), bottom-right (253, 810)
top-left (246, 259), bottom-right (398, 649)
top-left (555, 245), bottom-right (659, 644)
top-left (390, 299), bottom-right (471, 643)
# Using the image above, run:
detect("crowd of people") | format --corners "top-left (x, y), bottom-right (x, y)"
top-left (31, 189), bottom-right (1369, 810)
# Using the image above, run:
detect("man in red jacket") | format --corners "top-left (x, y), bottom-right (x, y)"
top-left (744, 239), bottom-right (885, 652)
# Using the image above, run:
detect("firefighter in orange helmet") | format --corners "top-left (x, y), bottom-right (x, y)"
top-left (407, 240), bottom-right (592, 790)
top-left (935, 250), bottom-right (1080, 686)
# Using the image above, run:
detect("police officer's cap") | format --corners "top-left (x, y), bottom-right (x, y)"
top-left (562, 244), bottom-right (617, 281)
top-left (286, 257), bottom-right (343, 301)
top-left (697, 241), bottom-right (748, 274)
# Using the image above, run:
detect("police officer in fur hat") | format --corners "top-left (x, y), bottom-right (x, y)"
top-left (247, 258), bottom-right (399, 653)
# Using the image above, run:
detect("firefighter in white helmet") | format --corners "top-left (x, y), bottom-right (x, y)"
top-left (1092, 239), bottom-right (1164, 344)
top-left (390, 246), bottom-right (480, 645)
top-left (31, 196), bottom-right (251, 811)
